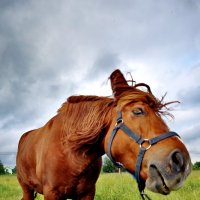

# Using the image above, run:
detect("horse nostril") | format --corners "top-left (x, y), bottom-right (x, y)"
top-left (171, 151), bottom-right (184, 172)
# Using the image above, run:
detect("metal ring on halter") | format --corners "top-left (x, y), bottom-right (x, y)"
top-left (140, 139), bottom-right (152, 150)
top-left (115, 119), bottom-right (124, 126)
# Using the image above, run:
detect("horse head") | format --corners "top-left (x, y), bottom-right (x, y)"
top-left (105, 69), bottom-right (192, 196)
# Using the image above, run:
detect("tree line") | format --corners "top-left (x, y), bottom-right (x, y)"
top-left (0, 160), bottom-right (16, 175)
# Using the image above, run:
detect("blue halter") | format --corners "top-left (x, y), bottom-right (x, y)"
top-left (107, 111), bottom-right (180, 200)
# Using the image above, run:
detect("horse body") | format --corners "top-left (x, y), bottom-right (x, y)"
top-left (17, 114), bottom-right (103, 200)
top-left (17, 69), bottom-right (191, 200)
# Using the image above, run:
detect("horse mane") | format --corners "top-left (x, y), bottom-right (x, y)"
top-left (58, 80), bottom-right (177, 152)
top-left (58, 95), bottom-right (115, 152)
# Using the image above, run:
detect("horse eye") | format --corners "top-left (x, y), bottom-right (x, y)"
top-left (133, 108), bottom-right (144, 116)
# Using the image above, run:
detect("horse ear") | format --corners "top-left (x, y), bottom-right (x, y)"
top-left (110, 69), bottom-right (129, 98)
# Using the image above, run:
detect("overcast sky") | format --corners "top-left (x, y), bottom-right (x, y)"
top-left (0, 0), bottom-right (200, 167)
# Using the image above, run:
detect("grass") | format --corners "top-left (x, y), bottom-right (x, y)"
top-left (96, 171), bottom-right (200, 200)
top-left (0, 171), bottom-right (200, 200)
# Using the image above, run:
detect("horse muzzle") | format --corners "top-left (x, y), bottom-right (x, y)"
top-left (146, 150), bottom-right (192, 195)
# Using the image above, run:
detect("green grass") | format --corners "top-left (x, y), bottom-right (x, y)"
top-left (0, 171), bottom-right (200, 200)
top-left (96, 171), bottom-right (200, 200)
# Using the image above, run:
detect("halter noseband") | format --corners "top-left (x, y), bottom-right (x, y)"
top-left (107, 111), bottom-right (180, 200)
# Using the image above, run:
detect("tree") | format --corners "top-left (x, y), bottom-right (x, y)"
top-left (193, 162), bottom-right (200, 170)
top-left (12, 166), bottom-right (17, 174)
top-left (4, 168), bottom-right (10, 174)
top-left (0, 160), bottom-right (6, 175)
top-left (102, 156), bottom-right (118, 173)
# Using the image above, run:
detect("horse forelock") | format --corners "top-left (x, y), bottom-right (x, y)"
top-left (115, 83), bottom-right (178, 117)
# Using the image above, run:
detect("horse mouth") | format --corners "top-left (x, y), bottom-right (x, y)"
top-left (153, 166), bottom-right (170, 195)
top-left (146, 165), bottom-right (170, 195)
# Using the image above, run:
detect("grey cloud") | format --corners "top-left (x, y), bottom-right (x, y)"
top-left (0, 0), bottom-right (26, 10)
top-left (0, 154), bottom-right (16, 167)
top-left (178, 86), bottom-right (200, 107)
top-left (177, 65), bottom-right (200, 108)
top-left (85, 52), bottom-right (121, 80)
top-left (181, 124), bottom-right (200, 162)
top-left (0, 1), bottom-right (79, 129)
top-left (182, 124), bottom-right (200, 143)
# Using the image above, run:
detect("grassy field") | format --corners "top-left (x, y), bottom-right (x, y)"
top-left (0, 171), bottom-right (200, 200)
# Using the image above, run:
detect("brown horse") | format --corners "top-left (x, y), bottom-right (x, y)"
top-left (17, 69), bottom-right (191, 200)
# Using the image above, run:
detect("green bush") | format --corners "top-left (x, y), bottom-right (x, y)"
top-left (0, 160), bottom-right (6, 175)
top-left (193, 161), bottom-right (200, 170)
top-left (102, 156), bottom-right (117, 173)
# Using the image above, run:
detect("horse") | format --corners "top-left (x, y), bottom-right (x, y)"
top-left (17, 69), bottom-right (191, 200)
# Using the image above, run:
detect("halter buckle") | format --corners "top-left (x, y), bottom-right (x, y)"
top-left (140, 190), bottom-right (151, 200)
top-left (115, 119), bottom-right (124, 126)
top-left (140, 139), bottom-right (152, 150)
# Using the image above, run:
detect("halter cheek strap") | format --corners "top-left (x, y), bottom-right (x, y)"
top-left (107, 111), bottom-right (180, 200)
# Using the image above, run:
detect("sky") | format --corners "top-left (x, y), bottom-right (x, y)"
top-left (0, 0), bottom-right (200, 167)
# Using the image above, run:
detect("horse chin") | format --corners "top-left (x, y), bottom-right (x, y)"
top-left (145, 165), bottom-right (171, 195)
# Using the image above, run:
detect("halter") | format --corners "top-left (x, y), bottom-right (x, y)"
top-left (107, 111), bottom-right (180, 200)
